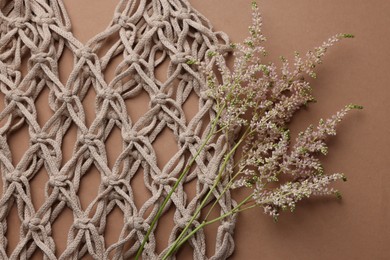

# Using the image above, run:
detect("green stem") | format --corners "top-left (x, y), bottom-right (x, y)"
top-left (204, 127), bottom-right (255, 221)
top-left (135, 105), bottom-right (225, 259)
top-left (203, 169), bottom-right (243, 221)
top-left (164, 194), bottom-right (254, 258)
top-left (163, 127), bottom-right (251, 258)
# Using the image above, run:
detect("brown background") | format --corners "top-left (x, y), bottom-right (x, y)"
top-left (2, 0), bottom-right (390, 259)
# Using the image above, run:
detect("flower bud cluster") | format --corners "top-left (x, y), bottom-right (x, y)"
top-left (197, 2), bottom-right (361, 220)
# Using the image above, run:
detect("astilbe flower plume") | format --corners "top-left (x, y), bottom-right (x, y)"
top-left (141, 2), bottom-right (361, 258)
top-left (200, 1), bottom-right (361, 221)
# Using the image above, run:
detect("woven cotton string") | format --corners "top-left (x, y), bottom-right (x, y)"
top-left (0, 0), bottom-right (236, 259)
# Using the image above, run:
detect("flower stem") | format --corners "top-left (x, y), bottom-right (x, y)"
top-left (163, 194), bottom-right (254, 258)
top-left (203, 127), bottom-right (256, 221)
top-left (163, 126), bottom-right (251, 258)
top-left (135, 105), bottom-right (225, 259)
top-left (203, 169), bottom-right (243, 221)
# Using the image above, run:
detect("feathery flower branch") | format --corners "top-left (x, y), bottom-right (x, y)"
top-left (161, 2), bottom-right (361, 258)
top-left (137, 1), bottom-right (361, 258)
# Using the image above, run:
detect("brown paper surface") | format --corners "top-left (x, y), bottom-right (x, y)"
top-left (2, 0), bottom-right (390, 259)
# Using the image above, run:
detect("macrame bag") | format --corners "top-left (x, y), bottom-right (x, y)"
top-left (0, 0), bottom-right (236, 259)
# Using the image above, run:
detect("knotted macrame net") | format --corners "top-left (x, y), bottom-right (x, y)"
top-left (0, 0), bottom-right (236, 259)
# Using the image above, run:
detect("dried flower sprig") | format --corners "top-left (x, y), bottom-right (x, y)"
top-left (190, 1), bottom-right (360, 222)
top-left (138, 2), bottom-right (361, 258)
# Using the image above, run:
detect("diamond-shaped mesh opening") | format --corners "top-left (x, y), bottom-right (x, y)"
top-left (61, 122), bottom-right (78, 167)
top-left (105, 126), bottom-right (124, 169)
top-left (131, 167), bottom-right (153, 211)
top-left (58, 47), bottom-right (74, 84)
top-left (30, 167), bottom-right (49, 211)
top-left (183, 175), bottom-right (198, 205)
top-left (154, 206), bottom-right (175, 254)
top-left (35, 86), bottom-right (54, 128)
top-left (182, 89), bottom-right (201, 122)
top-left (152, 126), bottom-right (179, 169)
top-left (5, 203), bottom-right (21, 257)
top-left (62, 0), bottom-right (119, 44)
top-left (155, 55), bottom-right (170, 83)
top-left (81, 80), bottom-right (97, 128)
top-left (180, 150), bottom-right (201, 204)
top-left (78, 164), bottom-right (101, 211)
top-left (7, 123), bottom-right (29, 165)
top-left (104, 206), bottom-right (125, 258)
top-left (19, 51), bottom-right (31, 79)
top-left (201, 202), bottom-right (222, 258)
top-left (107, 227), bottom-right (137, 259)
top-left (51, 206), bottom-right (74, 258)
top-left (125, 91), bottom-right (151, 124)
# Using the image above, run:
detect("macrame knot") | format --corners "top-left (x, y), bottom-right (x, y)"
top-left (5, 170), bottom-right (25, 183)
top-left (154, 174), bottom-right (173, 185)
top-left (171, 53), bottom-right (189, 65)
top-left (108, 192), bottom-right (123, 201)
top-left (220, 221), bottom-right (234, 234)
top-left (31, 132), bottom-right (50, 144)
top-left (124, 53), bottom-right (141, 65)
top-left (200, 90), bottom-right (211, 100)
top-left (49, 175), bottom-right (68, 188)
top-left (102, 175), bottom-right (122, 187)
top-left (127, 216), bottom-right (148, 231)
top-left (33, 14), bottom-right (56, 26)
top-left (3, 65), bottom-right (17, 77)
top-left (5, 89), bottom-right (26, 103)
top-left (151, 93), bottom-right (168, 106)
top-left (23, 217), bottom-right (43, 232)
top-left (179, 130), bottom-right (196, 144)
top-left (122, 129), bottom-right (140, 143)
top-left (199, 173), bottom-right (216, 186)
top-left (57, 92), bottom-right (75, 103)
top-left (75, 47), bottom-right (96, 60)
top-left (9, 18), bottom-right (27, 29)
top-left (106, 111), bottom-right (119, 121)
top-left (176, 214), bottom-right (195, 229)
top-left (74, 218), bottom-right (93, 230)
top-left (148, 15), bottom-right (166, 29)
top-left (97, 88), bottom-right (117, 101)
top-left (57, 192), bottom-right (68, 203)
top-left (114, 13), bottom-right (132, 29)
top-left (30, 52), bottom-right (52, 64)
top-left (179, 73), bottom-right (193, 82)
top-left (78, 133), bottom-right (98, 146)
top-left (130, 151), bottom-right (143, 161)
top-left (158, 112), bottom-right (174, 124)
